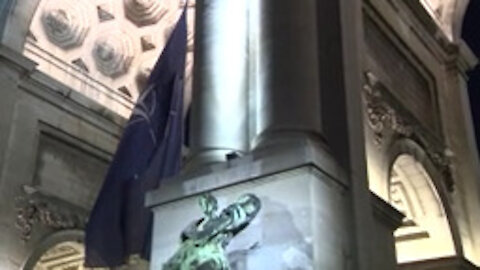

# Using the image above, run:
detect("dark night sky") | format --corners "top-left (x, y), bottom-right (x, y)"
top-left (462, 1), bottom-right (480, 155)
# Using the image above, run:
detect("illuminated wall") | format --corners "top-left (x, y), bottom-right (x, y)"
top-left (390, 155), bottom-right (456, 263)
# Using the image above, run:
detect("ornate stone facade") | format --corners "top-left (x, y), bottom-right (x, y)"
top-left (0, 0), bottom-right (479, 269)
top-left (24, 0), bottom-right (195, 111)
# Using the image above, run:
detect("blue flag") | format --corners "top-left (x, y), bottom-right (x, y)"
top-left (85, 9), bottom-right (187, 267)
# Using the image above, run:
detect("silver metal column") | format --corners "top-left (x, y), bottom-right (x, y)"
top-left (189, 0), bottom-right (249, 167)
top-left (253, 0), bottom-right (322, 149)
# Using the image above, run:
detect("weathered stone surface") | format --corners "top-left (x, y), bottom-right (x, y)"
top-left (41, 0), bottom-right (91, 49)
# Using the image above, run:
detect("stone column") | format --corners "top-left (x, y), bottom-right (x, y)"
top-left (252, 0), bottom-right (322, 149)
top-left (188, 0), bottom-right (249, 168)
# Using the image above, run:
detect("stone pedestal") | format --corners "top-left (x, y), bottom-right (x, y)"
top-left (147, 144), bottom-right (402, 269)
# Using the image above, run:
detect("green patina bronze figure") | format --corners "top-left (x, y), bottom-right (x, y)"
top-left (162, 193), bottom-right (261, 270)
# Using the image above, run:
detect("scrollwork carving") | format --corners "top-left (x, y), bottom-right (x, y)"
top-left (15, 189), bottom-right (86, 242)
top-left (363, 72), bottom-right (413, 146)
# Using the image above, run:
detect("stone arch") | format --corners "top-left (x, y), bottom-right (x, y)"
top-left (385, 138), bottom-right (463, 264)
top-left (22, 229), bottom-right (85, 270)
top-left (0, 0), bottom-right (41, 52)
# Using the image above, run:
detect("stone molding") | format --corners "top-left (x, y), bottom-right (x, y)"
top-left (363, 72), bottom-right (413, 146)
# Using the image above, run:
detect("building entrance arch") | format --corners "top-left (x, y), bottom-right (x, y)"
top-left (389, 153), bottom-right (458, 263)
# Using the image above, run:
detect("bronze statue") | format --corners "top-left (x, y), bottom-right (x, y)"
top-left (162, 193), bottom-right (261, 270)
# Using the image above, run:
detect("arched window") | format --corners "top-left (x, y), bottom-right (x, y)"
top-left (389, 154), bottom-right (456, 264)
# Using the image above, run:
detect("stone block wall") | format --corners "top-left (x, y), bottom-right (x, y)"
top-left (0, 45), bottom-right (124, 269)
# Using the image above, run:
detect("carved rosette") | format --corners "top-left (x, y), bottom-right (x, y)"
top-left (93, 31), bottom-right (135, 77)
top-left (41, 0), bottom-right (90, 49)
top-left (124, 0), bottom-right (168, 26)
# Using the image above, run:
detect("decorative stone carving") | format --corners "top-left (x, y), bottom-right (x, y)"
top-left (28, 0), bottom-right (196, 109)
top-left (363, 72), bottom-right (413, 146)
top-left (363, 71), bottom-right (455, 191)
top-left (141, 35), bottom-right (156, 52)
top-left (124, 0), bottom-right (168, 26)
top-left (97, 4), bottom-right (115, 22)
top-left (118, 86), bottom-right (133, 98)
top-left (425, 145), bottom-right (455, 192)
top-left (72, 58), bottom-right (89, 73)
top-left (15, 187), bottom-right (86, 241)
top-left (41, 0), bottom-right (90, 49)
top-left (93, 31), bottom-right (135, 77)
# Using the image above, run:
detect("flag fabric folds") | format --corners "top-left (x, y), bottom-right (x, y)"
top-left (85, 9), bottom-right (187, 267)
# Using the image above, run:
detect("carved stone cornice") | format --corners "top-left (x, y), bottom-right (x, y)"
top-left (15, 186), bottom-right (87, 242)
top-left (363, 71), bottom-right (455, 192)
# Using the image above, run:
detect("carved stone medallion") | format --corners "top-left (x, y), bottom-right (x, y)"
top-left (124, 0), bottom-right (169, 26)
top-left (93, 31), bottom-right (135, 77)
top-left (41, 0), bottom-right (91, 49)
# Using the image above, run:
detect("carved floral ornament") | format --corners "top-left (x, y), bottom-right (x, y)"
top-left (363, 71), bottom-right (455, 191)
top-left (15, 186), bottom-right (86, 242)
top-left (41, 0), bottom-right (91, 49)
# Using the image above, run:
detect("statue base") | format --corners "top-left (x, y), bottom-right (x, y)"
top-left (146, 144), bottom-right (402, 269)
